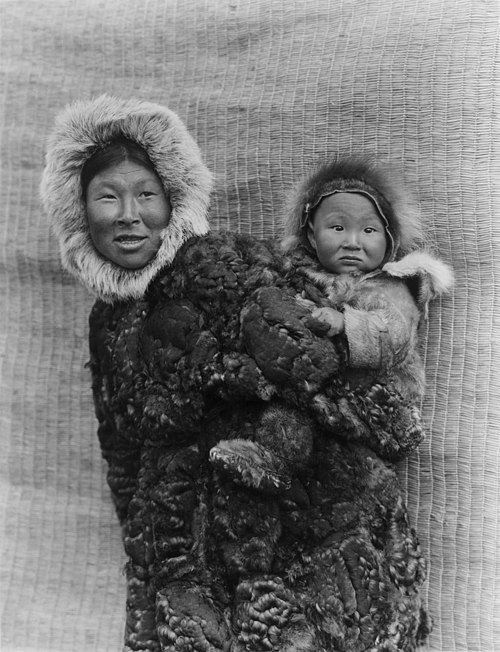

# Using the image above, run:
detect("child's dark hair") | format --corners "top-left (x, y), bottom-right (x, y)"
top-left (81, 137), bottom-right (158, 196)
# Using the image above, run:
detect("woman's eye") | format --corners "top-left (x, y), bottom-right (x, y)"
top-left (141, 191), bottom-right (156, 198)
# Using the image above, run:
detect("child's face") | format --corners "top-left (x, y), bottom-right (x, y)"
top-left (308, 193), bottom-right (388, 274)
top-left (86, 160), bottom-right (171, 269)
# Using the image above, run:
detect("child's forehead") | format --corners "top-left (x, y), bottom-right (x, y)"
top-left (315, 191), bottom-right (384, 220)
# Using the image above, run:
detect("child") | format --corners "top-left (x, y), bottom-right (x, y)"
top-left (210, 157), bottom-right (453, 652)
top-left (210, 155), bottom-right (453, 499)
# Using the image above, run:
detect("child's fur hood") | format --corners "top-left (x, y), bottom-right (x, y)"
top-left (282, 155), bottom-right (424, 261)
top-left (40, 94), bottom-right (212, 303)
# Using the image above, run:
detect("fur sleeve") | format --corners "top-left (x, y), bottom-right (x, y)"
top-left (343, 280), bottom-right (420, 369)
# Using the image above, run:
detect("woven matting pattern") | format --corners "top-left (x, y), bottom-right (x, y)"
top-left (1, 1), bottom-right (499, 650)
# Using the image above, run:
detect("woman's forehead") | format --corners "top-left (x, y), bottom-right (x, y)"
top-left (88, 160), bottom-right (162, 186)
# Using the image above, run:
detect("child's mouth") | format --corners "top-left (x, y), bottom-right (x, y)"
top-left (340, 256), bottom-right (362, 263)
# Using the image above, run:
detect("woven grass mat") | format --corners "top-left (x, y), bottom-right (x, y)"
top-left (1, 1), bottom-right (499, 650)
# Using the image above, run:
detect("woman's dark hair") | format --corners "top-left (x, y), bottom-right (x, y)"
top-left (81, 137), bottom-right (159, 196)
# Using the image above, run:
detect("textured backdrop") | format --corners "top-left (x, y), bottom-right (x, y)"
top-left (1, 1), bottom-right (499, 651)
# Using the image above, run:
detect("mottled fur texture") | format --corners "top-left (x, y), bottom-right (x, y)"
top-left (42, 96), bottom-right (452, 651)
top-left (87, 239), bottom-right (433, 651)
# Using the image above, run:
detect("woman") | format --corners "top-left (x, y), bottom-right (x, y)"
top-left (41, 94), bottom-right (439, 651)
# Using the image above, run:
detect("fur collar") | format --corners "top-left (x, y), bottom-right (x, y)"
top-left (41, 94), bottom-right (212, 303)
top-left (302, 250), bottom-right (453, 317)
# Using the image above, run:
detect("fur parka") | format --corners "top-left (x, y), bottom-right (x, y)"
top-left (41, 95), bottom-right (452, 652)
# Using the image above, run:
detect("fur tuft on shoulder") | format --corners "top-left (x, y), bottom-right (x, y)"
top-left (40, 94), bottom-right (212, 303)
top-left (382, 251), bottom-right (454, 294)
top-left (381, 251), bottom-right (454, 314)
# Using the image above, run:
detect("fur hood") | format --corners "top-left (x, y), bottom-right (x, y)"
top-left (281, 155), bottom-right (424, 262)
top-left (40, 94), bottom-right (212, 303)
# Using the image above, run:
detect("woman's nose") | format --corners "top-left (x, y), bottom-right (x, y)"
top-left (118, 197), bottom-right (140, 225)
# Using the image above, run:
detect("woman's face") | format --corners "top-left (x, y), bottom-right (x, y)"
top-left (86, 159), bottom-right (171, 269)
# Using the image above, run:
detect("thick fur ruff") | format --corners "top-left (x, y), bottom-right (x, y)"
top-left (40, 94), bottom-right (213, 303)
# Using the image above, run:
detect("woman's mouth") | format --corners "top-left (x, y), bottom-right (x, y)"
top-left (114, 235), bottom-right (147, 249)
top-left (115, 234), bottom-right (146, 242)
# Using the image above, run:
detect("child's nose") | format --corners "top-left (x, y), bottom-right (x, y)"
top-left (343, 232), bottom-right (361, 248)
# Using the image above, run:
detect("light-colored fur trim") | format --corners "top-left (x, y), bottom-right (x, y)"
top-left (381, 251), bottom-right (454, 318)
top-left (40, 94), bottom-right (212, 303)
top-left (382, 251), bottom-right (454, 296)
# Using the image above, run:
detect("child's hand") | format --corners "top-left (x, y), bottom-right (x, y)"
top-left (311, 307), bottom-right (345, 336)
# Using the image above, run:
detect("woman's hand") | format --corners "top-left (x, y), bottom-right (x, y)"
top-left (311, 307), bottom-right (345, 336)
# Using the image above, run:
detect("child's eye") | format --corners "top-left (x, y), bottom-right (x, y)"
top-left (330, 225), bottom-right (344, 231)
top-left (364, 227), bottom-right (377, 233)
